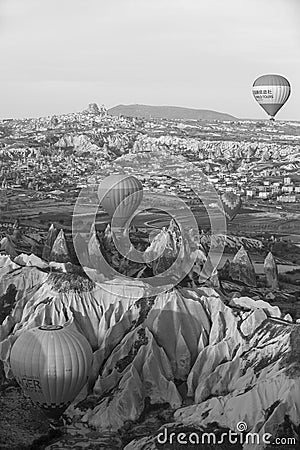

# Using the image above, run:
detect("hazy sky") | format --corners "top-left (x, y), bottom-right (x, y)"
top-left (0, 0), bottom-right (299, 120)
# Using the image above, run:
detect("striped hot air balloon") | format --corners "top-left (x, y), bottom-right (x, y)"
top-left (220, 192), bottom-right (242, 221)
top-left (252, 74), bottom-right (291, 120)
top-left (98, 174), bottom-right (143, 228)
top-left (10, 324), bottom-right (93, 419)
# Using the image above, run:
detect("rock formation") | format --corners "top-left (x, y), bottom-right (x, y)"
top-left (42, 224), bottom-right (59, 261)
top-left (49, 229), bottom-right (71, 263)
top-left (86, 103), bottom-right (101, 114)
top-left (14, 253), bottom-right (48, 269)
top-left (0, 236), bottom-right (18, 258)
top-left (0, 254), bottom-right (299, 448)
top-left (143, 220), bottom-right (212, 287)
top-left (83, 103), bottom-right (107, 116)
top-left (12, 220), bottom-right (22, 241)
top-left (54, 134), bottom-right (102, 154)
top-left (264, 251), bottom-right (279, 289)
top-left (229, 246), bottom-right (257, 287)
top-left (88, 230), bottom-right (102, 271)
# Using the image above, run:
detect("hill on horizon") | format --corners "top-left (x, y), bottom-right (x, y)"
top-left (108, 104), bottom-right (237, 121)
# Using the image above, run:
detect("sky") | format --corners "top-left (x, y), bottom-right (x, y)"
top-left (0, 0), bottom-right (299, 120)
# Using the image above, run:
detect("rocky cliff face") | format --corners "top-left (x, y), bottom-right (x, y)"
top-left (0, 253), bottom-right (299, 448)
top-left (54, 134), bottom-right (103, 154)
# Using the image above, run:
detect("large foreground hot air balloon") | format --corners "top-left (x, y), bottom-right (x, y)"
top-left (252, 74), bottom-right (291, 120)
top-left (220, 192), bottom-right (242, 221)
top-left (10, 324), bottom-right (93, 419)
top-left (98, 174), bottom-right (143, 228)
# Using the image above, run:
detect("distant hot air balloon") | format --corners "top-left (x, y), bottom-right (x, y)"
top-left (10, 324), bottom-right (93, 420)
top-left (252, 74), bottom-right (291, 120)
top-left (98, 174), bottom-right (143, 228)
top-left (220, 192), bottom-right (242, 221)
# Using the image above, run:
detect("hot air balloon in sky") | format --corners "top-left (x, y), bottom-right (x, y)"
top-left (98, 174), bottom-right (143, 228)
top-left (252, 74), bottom-right (291, 120)
top-left (10, 324), bottom-right (93, 420)
top-left (220, 192), bottom-right (242, 221)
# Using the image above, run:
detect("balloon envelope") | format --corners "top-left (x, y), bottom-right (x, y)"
top-left (221, 192), bottom-right (242, 221)
top-left (252, 74), bottom-right (291, 118)
top-left (98, 174), bottom-right (143, 227)
top-left (10, 324), bottom-right (93, 419)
